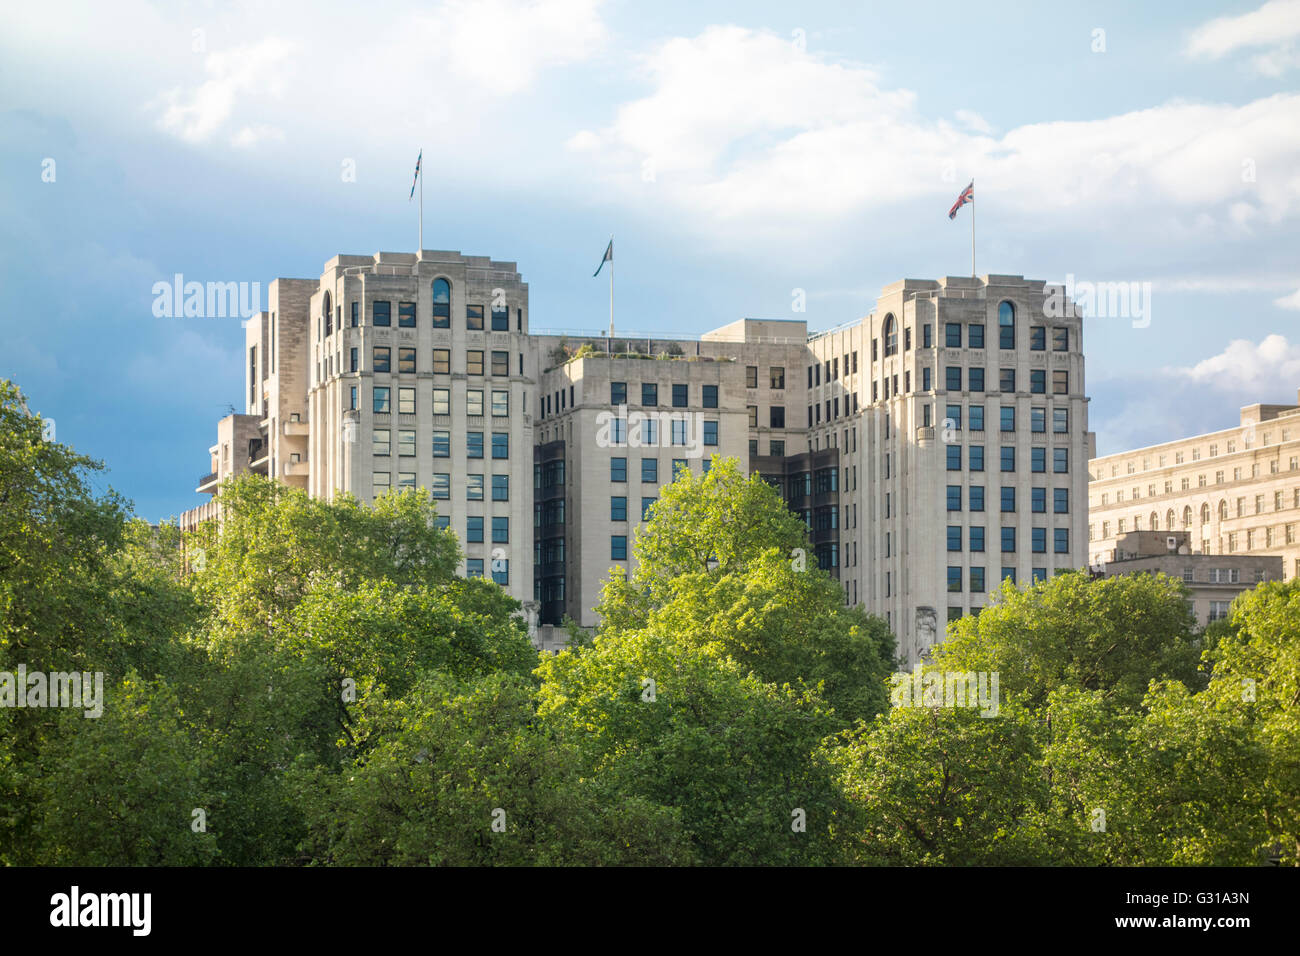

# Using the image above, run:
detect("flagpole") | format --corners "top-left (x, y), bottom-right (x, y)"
top-left (418, 147), bottom-right (424, 255)
top-left (608, 234), bottom-right (614, 352)
top-left (970, 179), bottom-right (975, 278)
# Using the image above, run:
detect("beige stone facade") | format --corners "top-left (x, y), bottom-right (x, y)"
top-left (1088, 394), bottom-right (1300, 583)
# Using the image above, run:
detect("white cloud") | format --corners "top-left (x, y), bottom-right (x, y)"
top-left (1178, 334), bottom-right (1300, 391)
top-left (954, 109), bottom-right (993, 134)
top-left (1187, 0), bottom-right (1300, 60)
top-left (1275, 288), bottom-right (1300, 309)
top-left (153, 38), bottom-right (296, 144)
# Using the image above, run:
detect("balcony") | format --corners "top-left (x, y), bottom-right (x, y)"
top-left (283, 459), bottom-right (309, 477)
top-left (196, 472), bottom-right (219, 494)
top-left (283, 418), bottom-right (309, 437)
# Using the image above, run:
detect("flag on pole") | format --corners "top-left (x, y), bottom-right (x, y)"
top-left (593, 238), bottom-right (613, 277)
top-left (409, 150), bottom-right (422, 200)
top-left (948, 180), bottom-right (973, 219)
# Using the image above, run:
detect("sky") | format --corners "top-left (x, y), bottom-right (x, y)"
top-left (2, 0), bottom-right (1299, 522)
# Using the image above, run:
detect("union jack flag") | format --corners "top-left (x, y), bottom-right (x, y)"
top-left (948, 180), bottom-right (973, 219)
top-left (409, 150), bottom-right (422, 200)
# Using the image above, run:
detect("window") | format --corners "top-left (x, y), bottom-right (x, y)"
top-left (467, 389), bottom-right (484, 417)
top-left (947, 485), bottom-right (962, 511)
top-left (703, 385), bottom-right (718, 408)
top-left (1031, 447), bottom-right (1046, 473)
top-left (1031, 407), bottom-right (1046, 433)
top-left (947, 446), bottom-right (962, 471)
top-left (970, 527), bottom-right (985, 552)
top-left (704, 421), bottom-right (718, 446)
top-left (1052, 328), bottom-right (1069, 351)
top-left (350, 301), bottom-right (358, 327)
top-left (611, 535), bottom-right (628, 560)
top-left (1030, 326), bottom-right (1046, 351)
top-left (946, 367), bottom-right (962, 390)
top-left (467, 431), bottom-right (484, 459)
top-left (432, 279), bottom-right (451, 327)
top-left (433, 349), bottom-right (450, 374)
top-left (492, 390), bottom-right (509, 416)
top-left (770, 367), bottom-right (785, 389)
top-left (492, 432), bottom-right (509, 459)
top-left (398, 429), bottom-right (415, 456)
top-left (433, 431), bottom-right (450, 458)
top-left (373, 301), bottom-right (391, 327)
top-left (492, 516), bottom-right (509, 543)
top-left (969, 405), bottom-right (985, 432)
top-left (970, 567), bottom-right (986, 592)
top-left (970, 446), bottom-right (985, 471)
top-left (748, 405), bottom-right (758, 428)
top-left (968, 368), bottom-right (984, 392)
top-left (945, 323), bottom-right (962, 348)
top-left (1000, 368), bottom-right (1015, 393)
top-left (947, 526), bottom-right (962, 551)
top-left (398, 301), bottom-right (416, 328)
top-left (433, 388), bottom-right (450, 415)
top-left (466, 558), bottom-right (483, 578)
top-left (1001, 487), bottom-right (1016, 512)
top-left (372, 472), bottom-right (391, 492)
top-left (348, 386), bottom-right (357, 410)
top-left (641, 497), bottom-right (656, 521)
top-left (373, 429), bottom-right (391, 456)
top-left (1000, 406), bottom-right (1016, 431)
top-left (373, 347), bottom-right (391, 372)
top-left (1032, 528), bottom-right (1047, 553)
top-left (491, 351), bottom-right (509, 376)
top-left (672, 384), bottom-right (688, 408)
top-left (349, 348), bottom-right (358, 372)
top-left (491, 560), bottom-right (509, 587)
top-left (611, 496), bottom-right (627, 521)
top-left (1053, 370), bottom-right (1068, 394)
top-left (398, 348), bottom-right (416, 374)
top-left (642, 383), bottom-right (658, 406)
top-left (1002, 527), bottom-right (1016, 552)
top-left (884, 315), bottom-right (898, 356)
top-left (430, 473), bottom-right (449, 499)
top-left (611, 457), bottom-right (627, 482)
top-left (606, 381), bottom-right (627, 407)
top-left (1001, 446), bottom-right (1016, 472)
top-left (642, 458), bottom-right (658, 482)
top-left (373, 386), bottom-right (391, 414)
top-left (746, 366), bottom-right (758, 388)
top-left (970, 486), bottom-right (985, 511)
top-left (492, 475), bottom-right (509, 501)
top-left (1031, 488), bottom-right (1046, 513)
top-left (1030, 370), bottom-right (1046, 394)
top-left (1054, 528), bottom-right (1070, 553)
top-left (398, 387), bottom-right (416, 415)
top-left (770, 406), bottom-right (785, 429)
top-left (1053, 448), bottom-right (1069, 473)
top-left (491, 302), bottom-right (508, 331)
top-left (1053, 408), bottom-right (1069, 433)
top-left (998, 301), bottom-right (1015, 349)
top-left (467, 304), bottom-right (484, 330)
top-left (948, 566), bottom-right (962, 592)
top-left (467, 516), bottom-right (484, 542)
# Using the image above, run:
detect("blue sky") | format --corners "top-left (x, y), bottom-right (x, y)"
top-left (3, 0), bottom-right (1299, 521)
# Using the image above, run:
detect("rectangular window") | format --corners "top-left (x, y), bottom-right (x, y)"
top-left (1054, 488), bottom-right (1069, 513)
top-left (398, 348), bottom-right (417, 374)
top-left (946, 367), bottom-right (962, 391)
top-left (372, 472), bottom-right (391, 492)
top-left (642, 383), bottom-right (658, 406)
top-left (467, 475), bottom-right (484, 501)
top-left (947, 446), bottom-right (962, 471)
top-left (398, 301), bottom-right (416, 328)
top-left (611, 457), bottom-right (627, 482)
top-left (1031, 407), bottom-right (1046, 433)
top-left (492, 432), bottom-right (509, 459)
top-left (1001, 446), bottom-right (1016, 472)
top-left (467, 432), bottom-right (484, 459)
top-left (492, 390), bottom-right (509, 417)
top-left (373, 386), bottom-right (391, 414)
top-left (373, 428), bottom-right (391, 457)
top-left (642, 458), bottom-right (658, 482)
top-left (1031, 487), bottom-right (1046, 513)
top-left (970, 486), bottom-right (985, 511)
top-left (1030, 326), bottom-right (1045, 351)
top-left (610, 382), bottom-right (627, 406)
top-left (746, 366), bottom-right (758, 388)
top-left (970, 446), bottom-right (985, 472)
top-left (430, 473), bottom-right (449, 500)
top-left (1053, 448), bottom-right (1069, 473)
top-left (1031, 447), bottom-right (1046, 473)
top-left (770, 406), bottom-right (785, 429)
top-left (969, 405), bottom-right (985, 432)
top-left (466, 558), bottom-right (483, 578)
top-left (1053, 370), bottom-right (1068, 394)
top-left (467, 389), bottom-right (484, 417)
top-left (970, 368), bottom-right (985, 392)
top-left (373, 347), bottom-right (391, 372)
top-left (350, 302), bottom-right (358, 327)
top-left (491, 350), bottom-right (509, 376)
top-left (1000, 406), bottom-right (1015, 431)
top-left (433, 388), bottom-right (450, 415)
top-left (947, 485), bottom-right (962, 511)
top-left (1052, 408), bottom-right (1068, 433)
top-left (611, 496), bottom-right (627, 521)
top-left (491, 560), bottom-right (509, 587)
top-left (1054, 528), bottom-right (1070, 553)
top-left (433, 431), bottom-right (450, 458)
top-left (1001, 527), bottom-right (1016, 553)
top-left (349, 347), bottom-right (358, 372)
top-left (970, 567), bottom-right (986, 592)
top-left (641, 497), bottom-right (657, 521)
top-left (969, 324), bottom-right (986, 349)
top-left (945, 323), bottom-right (962, 348)
top-left (703, 385), bottom-right (718, 408)
top-left (396, 387), bottom-right (415, 415)
top-left (349, 386), bottom-right (357, 410)
top-left (1052, 328), bottom-right (1069, 351)
top-left (748, 405), bottom-right (759, 428)
top-left (373, 301), bottom-right (391, 327)
top-left (1030, 370), bottom-right (1045, 393)
top-left (433, 348), bottom-right (451, 375)
top-left (947, 525), bottom-right (962, 551)
top-left (1032, 528), bottom-right (1047, 553)
top-left (970, 527), bottom-right (985, 552)
top-left (672, 384), bottom-right (688, 408)
top-left (611, 535), bottom-right (628, 560)
top-left (492, 516), bottom-right (509, 544)
top-left (1001, 487), bottom-right (1016, 512)
top-left (492, 475), bottom-right (509, 501)
top-left (467, 304), bottom-right (484, 330)
top-left (467, 515), bottom-right (484, 542)
top-left (397, 429), bottom-right (416, 457)
top-left (466, 350), bottom-right (484, 376)
top-left (948, 566), bottom-right (962, 592)
top-left (704, 421), bottom-right (718, 446)
top-left (491, 304), bottom-right (508, 331)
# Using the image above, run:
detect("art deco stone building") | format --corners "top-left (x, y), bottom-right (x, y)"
top-left (1088, 394), bottom-right (1300, 583)
top-left (182, 252), bottom-right (1090, 660)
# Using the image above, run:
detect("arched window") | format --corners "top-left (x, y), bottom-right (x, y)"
top-left (1182, 506), bottom-right (1192, 527)
top-left (883, 314), bottom-right (898, 356)
top-left (432, 278), bottom-right (451, 328)
top-left (998, 301), bottom-right (1015, 349)
top-left (1200, 503), bottom-right (1210, 525)
top-left (1219, 500), bottom-right (1228, 521)
top-left (323, 290), bottom-right (332, 337)
top-left (1166, 509), bottom-right (1176, 531)
top-left (1150, 511), bottom-right (1158, 529)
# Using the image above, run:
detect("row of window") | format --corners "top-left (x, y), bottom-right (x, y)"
top-left (605, 418), bottom-right (720, 447)
top-left (948, 564), bottom-right (1057, 593)
top-left (945, 404), bottom-right (1069, 433)
top-left (1097, 470), bottom-right (1300, 506)
top-left (943, 321), bottom-right (1069, 352)
top-left (465, 559), bottom-right (510, 586)
top-left (750, 439), bottom-right (786, 457)
top-left (1092, 490), bottom-right (1300, 536)
top-left (610, 457), bottom-right (714, 483)
top-left (610, 382), bottom-right (720, 408)
top-left (322, 280), bottom-right (517, 337)
top-left (944, 367), bottom-right (1069, 394)
top-left (946, 445), bottom-right (1070, 473)
top-left (373, 429), bottom-right (509, 459)
top-left (948, 526), bottom-right (1071, 553)
top-left (610, 497), bottom-right (658, 521)
top-left (749, 367), bottom-right (787, 389)
top-left (372, 471), bottom-right (511, 505)
top-left (352, 347), bottom-right (514, 377)
top-left (1098, 434), bottom-right (1297, 478)
top-left (359, 386), bottom-right (511, 417)
top-left (947, 485), bottom-right (1069, 513)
